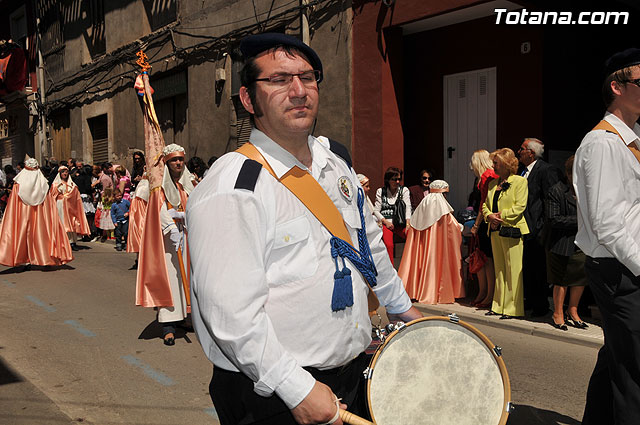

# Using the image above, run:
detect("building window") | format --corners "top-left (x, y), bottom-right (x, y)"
top-left (143, 0), bottom-right (177, 31)
top-left (38, 0), bottom-right (65, 77)
top-left (88, 0), bottom-right (106, 58)
top-left (10, 6), bottom-right (28, 50)
top-left (88, 114), bottom-right (108, 163)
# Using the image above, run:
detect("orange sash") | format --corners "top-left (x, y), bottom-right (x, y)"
top-left (593, 120), bottom-right (640, 164)
top-left (236, 143), bottom-right (354, 246)
top-left (236, 143), bottom-right (380, 313)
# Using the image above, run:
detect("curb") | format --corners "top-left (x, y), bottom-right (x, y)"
top-left (414, 303), bottom-right (604, 349)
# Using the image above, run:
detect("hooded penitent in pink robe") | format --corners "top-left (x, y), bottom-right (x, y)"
top-left (398, 181), bottom-right (464, 304)
top-left (0, 165), bottom-right (73, 266)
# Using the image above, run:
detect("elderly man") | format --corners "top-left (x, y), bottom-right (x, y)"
top-left (187, 33), bottom-right (421, 425)
top-left (518, 137), bottom-right (561, 316)
top-left (136, 144), bottom-right (195, 346)
top-left (577, 48), bottom-right (640, 425)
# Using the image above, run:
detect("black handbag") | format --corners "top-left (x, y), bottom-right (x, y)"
top-left (498, 226), bottom-right (522, 239)
top-left (387, 187), bottom-right (406, 227)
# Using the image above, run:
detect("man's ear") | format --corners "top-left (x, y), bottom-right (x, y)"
top-left (611, 80), bottom-right (624, 96)
top-left (239, 86), bottom-right (255, 114)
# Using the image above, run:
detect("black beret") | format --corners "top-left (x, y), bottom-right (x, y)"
top-left (604, 48), bottom-right (640, 79)
top-left (239, 32), bottom-right (323, 83)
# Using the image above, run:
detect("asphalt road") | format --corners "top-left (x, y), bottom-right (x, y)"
top-left (0, 241), bottom-right (598, 425)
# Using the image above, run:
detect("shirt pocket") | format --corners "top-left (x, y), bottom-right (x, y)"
top-left (340, 206), bottom-right (362, 231)
top-left (266, 215), bottom-right (319, 285)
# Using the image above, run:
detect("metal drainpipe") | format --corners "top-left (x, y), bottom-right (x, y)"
top-left (35, 16), bottom-right (46, 164)
top-left (301, 0), bottom-right (310, 45)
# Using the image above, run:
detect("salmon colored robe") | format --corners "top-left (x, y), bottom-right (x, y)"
top-left (49, 181), bottom-right (91, 235)
top-left (126, 180), bottom-right (149, 253)
top-left (0, 183), bottom-right (73, 266)
top-left (398, 213), bottom-right (464, 304)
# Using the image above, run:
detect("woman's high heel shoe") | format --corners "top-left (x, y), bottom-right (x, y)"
top-left (565, 315), bottom-right (589, 329)
top-left (551, 317), bottom-right (568, 331)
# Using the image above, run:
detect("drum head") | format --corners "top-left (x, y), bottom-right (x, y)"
top-left (368, 317), bottom-right (509, 425)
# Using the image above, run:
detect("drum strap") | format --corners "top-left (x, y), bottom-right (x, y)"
top-left (236, 142), bottom-right (380, 313)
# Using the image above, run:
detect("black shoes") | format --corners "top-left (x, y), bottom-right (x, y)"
top-left (485, 311), bottom-right (499, 316)
top-left (565, 315), bottom-right (589, 329)
top-left (71, 243), bottom-right (79, 251)
top-left (162, 323), bottom-right (177, 346)
top-left (551, 318), bottom-right (568, 331)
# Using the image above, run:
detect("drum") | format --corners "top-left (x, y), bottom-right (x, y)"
top-left (347, 315), bottom-right (512, 425)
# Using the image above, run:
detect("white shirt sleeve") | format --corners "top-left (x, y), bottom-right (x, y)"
top-left (187, 190), bottom-right (315, 409)
top-left (402, 187), bottom-right (412, 219)
top-left (578, 141), bottom-right (640, 275)
top-left (374, 187), bottom-right (383, 215)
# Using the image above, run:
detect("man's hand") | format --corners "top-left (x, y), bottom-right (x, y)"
top-left (387, 306), bottom-right (423, 323)
top-left (291, 381), bottom-right (346, 425)
top-left (168, 209), bottom-right (185, 221)
top-left (169, 227), bottom-right (182, 252)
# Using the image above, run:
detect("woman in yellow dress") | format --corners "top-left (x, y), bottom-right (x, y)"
top-left (482, 148), bottom-right (529, 318)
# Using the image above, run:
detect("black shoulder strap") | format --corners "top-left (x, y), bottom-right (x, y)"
top-left (328, 138), bottom-right (352, 169)
top-left (235, 159), bottom-right (262, 192)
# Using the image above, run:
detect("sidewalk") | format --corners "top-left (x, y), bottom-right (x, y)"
top-left (413, 301), bottom-right (604, 349)
top-left (391, 242), bottom-right (603, 349)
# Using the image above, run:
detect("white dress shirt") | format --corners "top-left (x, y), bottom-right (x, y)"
top-left (574, 112), bottom-right (640, 276)
top-left (186, 129), bottom-right (412, 409)
top-left (522, 160), bottom-right (537, 179)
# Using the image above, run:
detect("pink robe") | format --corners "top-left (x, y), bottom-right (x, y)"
top-left (49, 183), bottom-right (91, 235)
top-left (398, 213), bottom-right (464, 304)
top-left (126, 195), bottom-right (147, 253)
top-left (0, 183), bottom-right (73, 266)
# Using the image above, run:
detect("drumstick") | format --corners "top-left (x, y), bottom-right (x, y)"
top-left (339, 409), bottom-right (374, 425)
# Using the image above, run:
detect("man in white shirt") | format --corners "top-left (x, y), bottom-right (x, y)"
top-left (186, 33), bottom-right (421, 425)
top-left (576, 48), bottom-right (640, 425)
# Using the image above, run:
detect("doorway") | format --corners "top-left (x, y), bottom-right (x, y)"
top-left (443, 67), bottom-right (496, 213)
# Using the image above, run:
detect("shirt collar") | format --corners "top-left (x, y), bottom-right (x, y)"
top-left (527, 160), bottom-right (537, 173)
top-left (249, 128), bottom-right (330, 179)
top-left (604, 112), bottom-right (640, 145)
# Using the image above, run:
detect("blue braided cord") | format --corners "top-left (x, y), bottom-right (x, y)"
top-left (330, 187), bottom-right (378, 287)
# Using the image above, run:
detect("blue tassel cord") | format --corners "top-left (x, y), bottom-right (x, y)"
top-left (330, 188), bottom-right (378, 311)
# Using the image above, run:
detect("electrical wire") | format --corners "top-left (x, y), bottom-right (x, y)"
top-left (44, 0), bottom-right (334, 113)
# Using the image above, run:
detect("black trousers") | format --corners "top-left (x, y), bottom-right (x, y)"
top-left (582, 257), bottom-right (640, 425)
top-left (210, 353), bottom-right (371, 425)
top-left (523, 238), bottom-right (549, 312)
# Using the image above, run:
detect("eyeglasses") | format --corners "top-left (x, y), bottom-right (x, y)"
top-left (254, 70), bottom-right (322, 87)
top-left (624, 78), bottom-right (640, 88)
top-left (422, 176), bottom-right (431, 181)
top-left (392, 177), bottom-right (402, 182)
top-left (518, 146), bottom-right (531, 152)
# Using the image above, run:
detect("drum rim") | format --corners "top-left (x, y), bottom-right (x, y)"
top-left (366, 316), bottom-right (512, 425)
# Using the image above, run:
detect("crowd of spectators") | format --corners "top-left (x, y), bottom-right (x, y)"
top-left (359, 138), bottom-right (588, 330)
top-left (0, 152), bottom-right (218, 250)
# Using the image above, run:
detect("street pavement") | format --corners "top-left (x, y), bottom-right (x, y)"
top-left (0, 240), bottom-right (600, 424)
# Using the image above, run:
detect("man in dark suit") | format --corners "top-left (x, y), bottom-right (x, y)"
top-left (408, 169), bottom-right (433, 211)
top-left (518, 138), bottom-right (562, 316)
